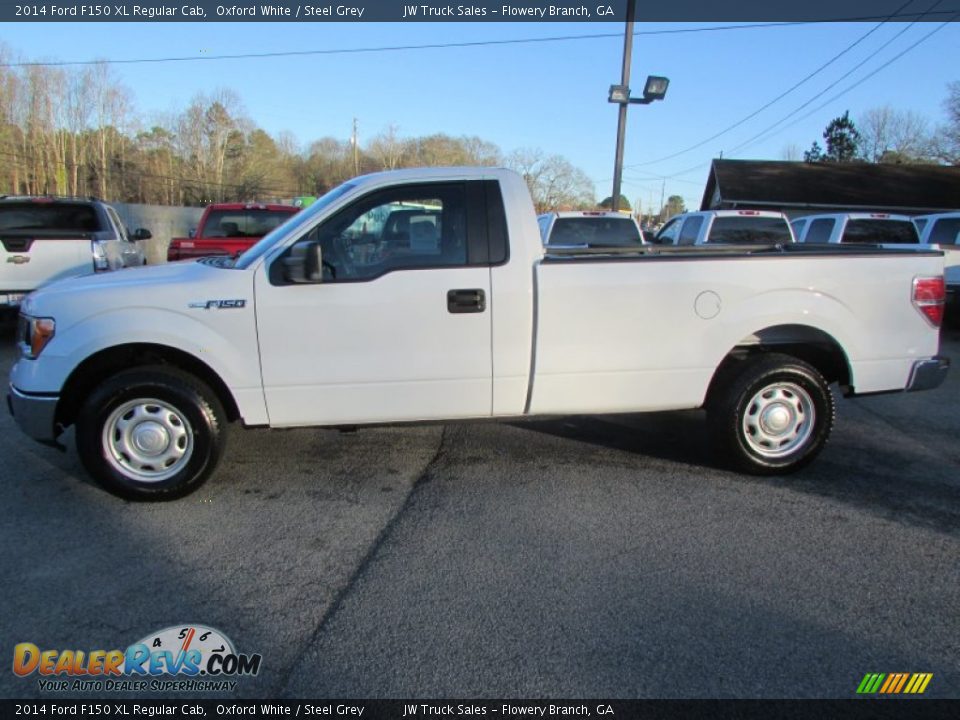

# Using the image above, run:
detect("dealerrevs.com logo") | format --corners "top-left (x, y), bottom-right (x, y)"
top-left (13, 625), bottom-right (261, 692)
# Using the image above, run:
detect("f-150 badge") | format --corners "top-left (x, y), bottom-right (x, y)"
top-left (188, 299), bottom-right (246, 309)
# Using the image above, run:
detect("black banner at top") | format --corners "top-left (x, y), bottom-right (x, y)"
top-left (2, 0), bottom-right (959, 23)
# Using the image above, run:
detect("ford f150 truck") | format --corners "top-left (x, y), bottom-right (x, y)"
top-left (1, 196), bottom-right (149, 312)
top-left (654, 210), bottom-right (795, 245)
top-left (167, 202), bottom-right (299, 261)
top-left (7, 168), bottom-right (950, 500)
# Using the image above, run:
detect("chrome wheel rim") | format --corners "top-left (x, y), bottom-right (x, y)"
top-left (742, 382), bottom-right (815, 459)
top-left (102, 399), bottom-right (194, 482)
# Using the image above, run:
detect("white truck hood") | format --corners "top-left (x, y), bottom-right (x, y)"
top-left (20, 260), bottom-right (253, 326)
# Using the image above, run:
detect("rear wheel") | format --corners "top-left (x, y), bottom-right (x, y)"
top-left (708, 353), bottom-right (834, 475)
top-left (76, 366), bottom-right (227, 500)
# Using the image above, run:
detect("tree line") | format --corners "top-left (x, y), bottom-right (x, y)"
top-left (0, 45), bottom-right (596, 212)
top-left (798, 82), bottom-right (960, 164)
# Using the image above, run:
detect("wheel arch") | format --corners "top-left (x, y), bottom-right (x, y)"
top-left (706, 324), bottom-right (852, 407)
top-left (56, 343), bottom-right (241, 431)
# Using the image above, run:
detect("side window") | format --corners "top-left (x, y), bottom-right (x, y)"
top-left (282, 183), bottom-right (469, 283)
top-left (678, 216), bottom-right (704, 245)
top-left (791, 219), bottom-right (807, 240)
top-left (106, 206), bottom-right (129, 241)
top-left (804, 218), bottom-right (834, 244)
top-left (655, 218), bottom-right (682, 245)
top-left (537, 215), bottom-right (552, 242)
top-left (929, 219), bottom-right (960, 245)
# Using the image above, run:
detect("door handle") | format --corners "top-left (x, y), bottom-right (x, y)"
top-left (447, 288), bottom-right (486, 314)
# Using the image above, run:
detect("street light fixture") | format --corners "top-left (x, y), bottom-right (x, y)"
top-left (607, 76), bottom-right (670, 106)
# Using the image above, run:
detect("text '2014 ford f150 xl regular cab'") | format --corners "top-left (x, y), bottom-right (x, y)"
top-left (7, 168), bottom-right (951, 499)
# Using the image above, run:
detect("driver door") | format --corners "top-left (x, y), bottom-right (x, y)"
top-left (255, 181), bottom-right (494, 427)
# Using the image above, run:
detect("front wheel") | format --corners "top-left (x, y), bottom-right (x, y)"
top-left (76, 366), bottom-right (227, 500)
top-left (707, 353), bottom-right (834, 475)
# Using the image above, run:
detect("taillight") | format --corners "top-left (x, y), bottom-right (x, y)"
top-left (912, 276), bottom-right (945, 327)
top-left (91, 240), bottom-right (108, 271)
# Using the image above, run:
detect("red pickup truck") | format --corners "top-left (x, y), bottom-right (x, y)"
top-left (167, 202), bottom-right (299, 261)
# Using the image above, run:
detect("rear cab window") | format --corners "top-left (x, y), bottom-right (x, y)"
top-left (548, 217), bottom-right (642, 247)
top-left (707, 216), bottom-right (792, 244)
top-left (842, 220), bottom-right (919, 245)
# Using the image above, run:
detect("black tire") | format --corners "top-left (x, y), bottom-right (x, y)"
top-left (707, 353), bottom-right (834, 475)
top-left (76, 366), bottom-right (227, 500)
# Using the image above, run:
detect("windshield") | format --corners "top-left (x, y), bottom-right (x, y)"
top-left (233, 183), bottom-right (357, 269)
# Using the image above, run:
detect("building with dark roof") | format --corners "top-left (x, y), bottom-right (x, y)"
top-left (701, 160), bottom-right (960, 217)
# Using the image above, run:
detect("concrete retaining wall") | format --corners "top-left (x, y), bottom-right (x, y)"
top-left (113, 203), bottom-right (204, 264)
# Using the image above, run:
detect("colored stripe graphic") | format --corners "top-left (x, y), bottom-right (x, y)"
top-left (857, 672), bottom-right (932, 694)
top-left (857, 673), bottom-right (885, 694)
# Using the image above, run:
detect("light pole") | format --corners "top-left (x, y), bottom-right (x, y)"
top-left (608, 0), bottom-right (669, 212)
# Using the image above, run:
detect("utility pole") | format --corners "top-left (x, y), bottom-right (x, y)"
top-left (658, 179), bottom-right (665, 222)
top-left (352, 118), bottom-right (360, 177)
top-left (610, 0), bottom-right (637, 212)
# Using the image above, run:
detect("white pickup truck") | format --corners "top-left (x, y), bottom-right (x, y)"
top-left (1, 196), bottom-right (149, 313)
top-left (7, 168), bottom-right (950, 500)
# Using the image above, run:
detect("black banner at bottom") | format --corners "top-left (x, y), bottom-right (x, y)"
top-left (2, 700), bottom-right (959, 720)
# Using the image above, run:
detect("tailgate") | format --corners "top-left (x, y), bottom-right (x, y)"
top-left (1, 235), bottom-right (92, 293)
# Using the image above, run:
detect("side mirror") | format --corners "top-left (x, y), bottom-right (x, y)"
top-left (132, 228), bottom-right (152, 241)
top-left (283, 241), bottom-right (324, 283)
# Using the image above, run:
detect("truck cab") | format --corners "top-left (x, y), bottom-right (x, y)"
top-left (790, 212), bottom-right (921, 246)
top-left (654, 210), bottom-right (794, 246)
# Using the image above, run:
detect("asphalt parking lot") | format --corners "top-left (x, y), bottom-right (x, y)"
top-left (1, 313), bottom-right (958, 700)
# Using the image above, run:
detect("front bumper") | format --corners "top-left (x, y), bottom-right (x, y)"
top-left (7, 384), bottom-right (59, 442)
top-left (906, 356), bottom-right (950, 393)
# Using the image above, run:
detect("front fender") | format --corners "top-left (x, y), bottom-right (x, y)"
top-left (10, 306), bottom-right (268, 425)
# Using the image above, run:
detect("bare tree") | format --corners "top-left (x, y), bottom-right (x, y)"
top-left (858, 106), bottom-right (933, 163)
top-left (368, 124), bottom-right (407, 170)
top-left (505, 148), bottom-right (595, 213)
top-left (932, 81), bottom-right (960, 165)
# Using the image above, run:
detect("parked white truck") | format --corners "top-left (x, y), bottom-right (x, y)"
top-left (1, 196), bottom-right (149, 313)
top-left (7, 168), bottom-right (950, 499)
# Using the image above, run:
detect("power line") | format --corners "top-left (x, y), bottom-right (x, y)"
top-left (0, 16), bottom-right (953, 68)
top-left (728, 15), bottom-right (957, 154)
top-left (623, 0), bottom-right (918, 169)
top-left (624, 1), bottom-right (952, 183)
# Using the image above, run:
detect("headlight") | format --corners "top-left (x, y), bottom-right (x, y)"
top-left (18, 315), bottom-right (56, 359)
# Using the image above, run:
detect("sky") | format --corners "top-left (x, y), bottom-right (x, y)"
top-left (3, 17), bottom-right (959, 212)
